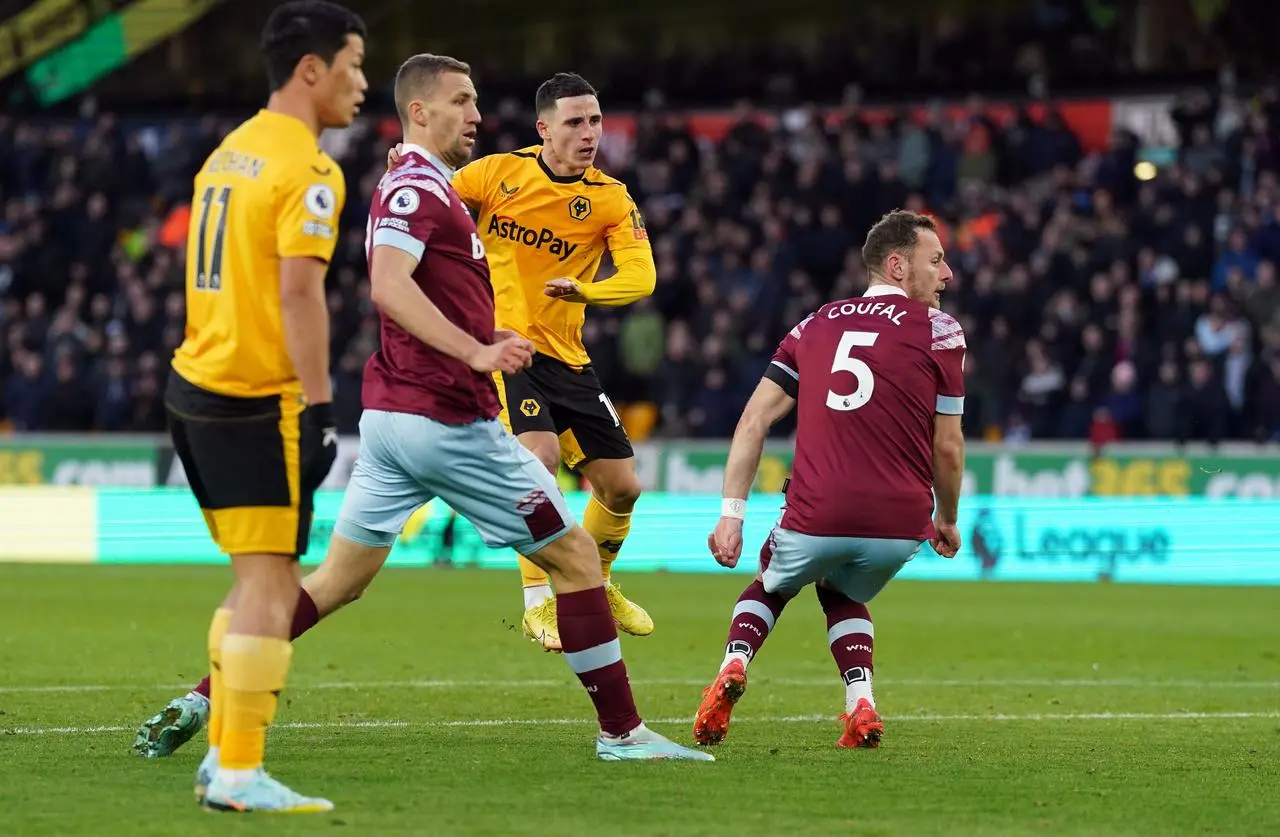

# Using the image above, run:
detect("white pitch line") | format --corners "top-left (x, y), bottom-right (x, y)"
top-left (2, 676), bottom-right (1279, 695)
top-left (7, 711), bottom-right (1280, 737)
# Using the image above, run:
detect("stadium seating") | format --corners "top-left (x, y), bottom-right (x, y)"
top-left (3, 85), bottom-right (1280, 444)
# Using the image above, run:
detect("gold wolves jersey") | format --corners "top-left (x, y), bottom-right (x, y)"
top-left (452, 145), bottom-right (654, 367)
top-left (171, 110), bottom-right (346, 397)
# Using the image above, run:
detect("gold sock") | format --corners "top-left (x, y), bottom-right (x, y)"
top-left (218, 634), bottom-right (292, 771)
top-left (583, 494), bottom-right (632, 582)
top-left (206, 608), bottom-right (233, 749)
top-left (518, 553), bottom-right (550, 591)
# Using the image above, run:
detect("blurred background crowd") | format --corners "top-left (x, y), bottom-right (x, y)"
top-left (3, 0), bottom-right (1280, 446)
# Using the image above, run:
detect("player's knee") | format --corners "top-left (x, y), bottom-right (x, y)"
top-left (594, 473), bottom-right (641, 512)
top-left (526, 439), bottom-right (560, 474)
top-left (517, 432), bottom-right (561, 475)
top-left (535, 449), bottom-right (560, 474)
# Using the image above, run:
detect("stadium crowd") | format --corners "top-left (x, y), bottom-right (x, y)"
top-left (3, 81), bottom-right (1280, 446)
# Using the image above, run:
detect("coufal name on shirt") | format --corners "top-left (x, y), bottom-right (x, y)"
top-left (826, 299), bottom-right (909, 326)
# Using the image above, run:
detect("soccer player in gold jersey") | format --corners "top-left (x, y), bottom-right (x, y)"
top-left (391, 72), bottom-right (656, 650)
top-left (158, 0), bottom-right (365, 813)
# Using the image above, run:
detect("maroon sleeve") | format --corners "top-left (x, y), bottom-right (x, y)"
top-left (929, 308), bottom-right (966, 415)
top-left (763, 312), bottom-right (815, 398)
top-left (369, 176), bottom-right (453, 263)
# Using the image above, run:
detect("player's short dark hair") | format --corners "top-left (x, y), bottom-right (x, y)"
top-left (535, 72), bottom-right (597, 116)
top-left (393, 53), bottom-right (472, 125)
top-left (261, 0), bottom-right (366, 92)
top-left (861, 210), bottom-right (938, 273)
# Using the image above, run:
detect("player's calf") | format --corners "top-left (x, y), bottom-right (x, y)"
top-left (817, 584), bottom-right (876, 714)
top-left (817, 584), bottom-right (883, 748)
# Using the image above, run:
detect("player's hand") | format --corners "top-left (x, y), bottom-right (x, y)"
top-left (300, 401), bottom-right (339, 492)
top-left (386, 143), bottom-right (402, 172)
top-left (491, 330), bottom-right (534, 369)
top-left (468, 335), bottom-right (534, 374)
top-left (708, 518), bottom-right (744, 568)
top-left (930, 518), bottom-right (962, 558)
top-left (544, 278), bottom-right (586, 304)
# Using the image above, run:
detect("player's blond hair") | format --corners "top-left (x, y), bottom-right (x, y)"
top-left (862, 210), bottom-right (938, 273)
top-left (394, 53), bottom-right (472, 125)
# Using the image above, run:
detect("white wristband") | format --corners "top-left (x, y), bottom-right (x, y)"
top-left (721, 498), bottom-right (746, 519)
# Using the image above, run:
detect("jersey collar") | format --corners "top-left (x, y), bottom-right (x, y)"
top-left (536, 147), bottom-right (585, 184)
top-left (256, 109), bottom-right (321, 147)
top-left (863, 284), bottom-right (908, 298)
top-left (399, 142), bottom-right (455, 177)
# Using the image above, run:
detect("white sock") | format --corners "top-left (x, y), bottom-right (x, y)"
top-left (844, 666), bottom-right (874, 712)
top-left (719, 649), bottom-right (751, 673)
top-left (188, 690), bottom-right (209, 706)
top-left (215, 766), bottom-right (259, 787)
top-left (523, 584), bottom-right (552, 609)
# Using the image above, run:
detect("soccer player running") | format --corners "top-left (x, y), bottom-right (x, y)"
top-left (691, 210), bottom-right (966, 750)
top-left (159, 0), bottom-right (365, 813)
top-left (388, 72), bottom-right (656, 651)
top-left (341, 53), bottom-right (708, 765)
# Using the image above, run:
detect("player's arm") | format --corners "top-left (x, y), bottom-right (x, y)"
top-left (280, 258), bottom-right (333, 404)
top-left (930, 310), bottom-right (967, 557)
top-left (368, 187), bottom-right (531, 374)
top-left (277, 168), bottom-right (345, 406)
top-left (369, 245), bottom-right (492, 363)
top-left (933, 413), bottom-right (965, 527)
top-left (551, 195), bottom-right (655, 306)
top-left (721, 376), bottom-right (797, 502)
top-left (710, 360), bottom-right (797, 569)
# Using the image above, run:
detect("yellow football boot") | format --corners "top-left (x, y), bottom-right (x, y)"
top-left (605, 582), bottom-right (654, 636)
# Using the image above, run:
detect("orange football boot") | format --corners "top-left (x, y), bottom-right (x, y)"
top-left (692, 659), bottom-right (748, 746)
top-left (837, 697), bottom-right (884, 748)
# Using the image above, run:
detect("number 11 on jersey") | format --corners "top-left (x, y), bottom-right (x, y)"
top-left (195, 185), bottom-right (231, 291)
top-left (827, 330), bottom-right (879, 411)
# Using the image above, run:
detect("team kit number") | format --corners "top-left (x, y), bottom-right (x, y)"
top-left (826, 330), bottom-right (878, 411)
top-left (599, 392), bottom-right (622, 426)
top-left (194, 185), bottom-right (231, 290)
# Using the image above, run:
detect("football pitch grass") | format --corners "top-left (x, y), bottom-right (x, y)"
top-left (1, 564), bottom-right (1277, 836)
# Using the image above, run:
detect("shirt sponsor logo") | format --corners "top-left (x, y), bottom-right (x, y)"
top-left (486, 215), bottom-right (579, 262)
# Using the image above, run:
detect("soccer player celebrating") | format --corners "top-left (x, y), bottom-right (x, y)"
top-left (157, 0), bottom-right (365, 812)
top-left (389, 72), bottom-right (656, 651)
top-left (692, 210), bottom-right (966, 750)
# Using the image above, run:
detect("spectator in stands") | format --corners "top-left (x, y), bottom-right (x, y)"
top-left (6, 75), bottom-right (1280, 447)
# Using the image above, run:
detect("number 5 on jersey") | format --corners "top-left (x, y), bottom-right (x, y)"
top-left (194, 185), bottom-right (231, 290)
top-left (827, 330), bottom-right (878, 411)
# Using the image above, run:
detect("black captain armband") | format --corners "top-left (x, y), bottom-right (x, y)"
top-left (763, 362), bottom-right (799, 398)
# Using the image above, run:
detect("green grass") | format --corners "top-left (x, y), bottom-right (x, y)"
top-left (1, 564), bottom-right (1278, 836)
